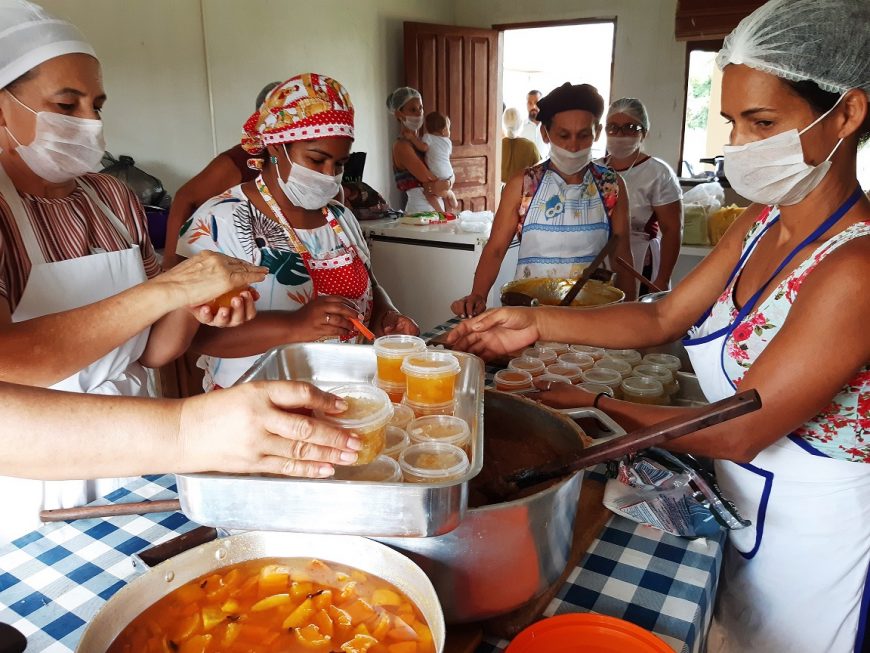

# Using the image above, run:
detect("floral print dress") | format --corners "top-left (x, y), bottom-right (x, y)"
top-left (177, 185), bottom-right (372, 390)
top-left (708, 206), bottom-right (870, 461)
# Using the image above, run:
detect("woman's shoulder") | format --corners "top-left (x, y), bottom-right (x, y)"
top-left (79, 172), bottom-right (140, 206)
top-left (195, 184), bottom-right (249, 216)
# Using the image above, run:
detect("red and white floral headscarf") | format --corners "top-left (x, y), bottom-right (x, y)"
top-left (241, 73), bottom-right (354, 155)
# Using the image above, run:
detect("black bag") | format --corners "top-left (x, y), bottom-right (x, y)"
top-left (100, 152), bottom-right (172, 210)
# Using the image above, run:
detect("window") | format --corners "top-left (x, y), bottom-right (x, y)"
top-left (680, 42), bottom-right (725, 179)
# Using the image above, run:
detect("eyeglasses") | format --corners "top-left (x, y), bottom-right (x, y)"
top-left (605, 122), bottom-right (644, 136)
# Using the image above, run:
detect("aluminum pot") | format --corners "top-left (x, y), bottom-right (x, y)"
top-left (76, 531), bottom-right (445, 652)
top-left (500, 276), bottom-right (625, 307)
top-left (379, 391), bottom-right (624, 623)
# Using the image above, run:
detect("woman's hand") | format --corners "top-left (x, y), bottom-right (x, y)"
top-left (178, 381), bottom-right (363, 478)
top-left (447, 307), bottom-right (540, 359)
top-left (154, 251), bottom-right (267, 310)
top-left (188, 288), bottom-right (260, 327)
top-left (292, 295), bottom-right (361, 341)
top-left (378, 310), bottom-right (420, 337)
top-left (451, 293), bottom-right (487, 318)
top-left (531, 378), bottom-right (596, 409)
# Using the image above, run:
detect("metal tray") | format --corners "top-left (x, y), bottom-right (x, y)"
top-left (177, 343), bottom-right (485, 537)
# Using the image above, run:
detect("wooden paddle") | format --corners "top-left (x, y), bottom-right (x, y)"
top-left (39, 499), bottom-right (181, 522)
top-left (559, 235), bottom-right (619, 306)
top-left (614, 255), bottom-right (665, 293)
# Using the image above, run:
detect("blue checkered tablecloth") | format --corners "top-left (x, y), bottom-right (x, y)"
top-left (0, 320), bottom-right (725, 652)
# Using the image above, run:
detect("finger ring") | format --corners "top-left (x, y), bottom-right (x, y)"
top-left (326, 314), bottom-right (331, 324)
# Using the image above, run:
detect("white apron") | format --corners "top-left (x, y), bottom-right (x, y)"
top-left (0, 168), bottom-right (150, 544)
top-left (684, 188), bottom-right (870, 653)
top-left (629, 230), bottom-right (662, 289)
top-left (404, 187), bottom-right (443, 214)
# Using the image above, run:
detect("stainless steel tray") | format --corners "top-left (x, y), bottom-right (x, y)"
top-left (177, 343), bottom-right (485, 537)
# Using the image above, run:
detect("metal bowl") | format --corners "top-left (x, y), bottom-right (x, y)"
top-left (500, 276), bottom-right (625, 307)
top-left (76, 531), bottom-right (445, 652)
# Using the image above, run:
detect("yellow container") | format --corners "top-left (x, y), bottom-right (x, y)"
top-left (373, 335), bottom-right (427, 385)
top-left (314, 384), bottom-right (393, 465)
top-left (389, 402), bottom-right (415, 430)
top-left (401, 351), bottom-right (461, 406)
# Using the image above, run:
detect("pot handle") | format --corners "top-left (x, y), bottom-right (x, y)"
top-left (133, 526), bottom-right (219, 569)
top-left (557, 406), bottom-right (626, 439)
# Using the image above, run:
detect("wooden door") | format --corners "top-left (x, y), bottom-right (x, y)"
top-left (404, 22), bottom-right (501, 212)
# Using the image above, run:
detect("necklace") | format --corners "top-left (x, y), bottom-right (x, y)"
top-left (608, 149), bottom-right (643, 174)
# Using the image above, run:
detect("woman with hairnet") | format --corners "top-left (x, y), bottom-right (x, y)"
top-left (501, 106), bottom-right (541, 184)
top-left (600, 98), bottom-right (683, 292)
top-left (387, 86), bottom-right (452, 214)
top-left (447, 2), bottom-right (870, 649)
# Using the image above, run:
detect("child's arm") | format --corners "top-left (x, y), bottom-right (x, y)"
top-left (402, 128), bottom-right (429, 152)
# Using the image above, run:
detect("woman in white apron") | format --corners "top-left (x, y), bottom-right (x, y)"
top-left (447, 1), bottom-right (870, 649)
top-left (0, 2), bottom-right (266, 543)
top-left (178, 74), bottom-right (419, 391)
top-left (599, 98), bottom-right (683, 293)
top-left (388, 86), bottom-right (452, 215)
top-left (451, 82), bottom-right (636, 319)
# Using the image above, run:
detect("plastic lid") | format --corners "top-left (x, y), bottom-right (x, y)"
top-left (536, 372), bottom-right (572, 385)
top-left (595, 356), bottom-right (633, 378)
top-left (402, 398), bottom-right (456, 416)
top-left (522, 346), bottom-right (557, 364)
top-left (389, 403), bottom-right (415, 430)
top-left (401, 351), bottom-right (461, 377)
top-left (493, 368), bottom-right (533, 387)
top-left (632, 364), bottom-right (674, 384)
top-left (373, 334), bottom-right (426, 358)
top-left (399, 442), bottom-right (469, 480)
top-left (508, 356), bottom-right (546, 375)
top-left (558, 352), bottom-right (595, 370)
top-left (314, 384), bottom-right (393, 429)
top-left (383, 426), bottom-right (411, 459)
top-left (569, 344), bottom-right (605, 359)
top-left (582, 367), bottom-right (622, 386)
top-left (577, 382), bottom-right (614, 397)
top-left (605, 348), bottom-right (642, 364)
top-left (621, 376), bottom-right (664, 397)
top-left (333, 455), bottom-right (403, 483)
top-left (506, 614), bottom-right (672, 653)
top-left (376, 377), bottom-right (405, 391)
top-left (642, 352), bottom-right (681, 371)
top-left (536, 341), bottom-right (569, 354)
top-left (546, 363), bottom-right (582, 381)
top-left (407, 415), bottom-right (470, 447)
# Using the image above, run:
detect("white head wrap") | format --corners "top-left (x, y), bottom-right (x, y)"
top-left (0, 0), bottom-right (95, 89)
top-left (717, 0), bottom-right (869, 96)
top-left (502, 107), bottom-right (524, 138)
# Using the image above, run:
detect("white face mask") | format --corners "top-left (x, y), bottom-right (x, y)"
top-left (4, 90), bottom-right (105, 183)
top-left (277, 145), bottom-right (342, 210)
top-left (548, 142), bottom-right (592, 175)
top-left (722, 98), bottom-right (844, 206)
top-left (402, 115), bottom-right (424, 131)
top-left (607, 135), bottom-right (641, 159)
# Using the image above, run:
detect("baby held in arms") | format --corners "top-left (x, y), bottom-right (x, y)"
top-left (422, 111), bottom-right (458, 212)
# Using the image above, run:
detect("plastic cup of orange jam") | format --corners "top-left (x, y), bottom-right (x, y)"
top-left (536, 341), bottom-right (570, 356)
top-left (382, 425), bottom-right (411, 460)
top-left (605, 348), bottom-right (643, 366)
top-left (407, 415), bottom-right (471, 455)
top-left (402, 398), bottom-right (455, 418)
top-left (401, 351), bottom-right (461, 406)
top-left (522, 346), bottom-right (558, 366)
top-left (595, 356), bottom-right (634, 380)
top-left (333, 455), bottom-right (403, 482)
top-left (314, 384), bottom-right (393, 466)
top-left (389, 402), bottom-right (415, 430)
top-left (581, 368), bottom-right (623, 399)
top-left (493, 368), bottom-right (534, 392)
top-left (399, 442), bottom-right (470, 484)
top-left (558, 352), bottom-right (595, 371)
top-left (376, 378), bottom-right (405, 404)
top-left (569, 344), bottom-right (605, 360)
top-left (373, 335), bottom-right (427, 386)
top-left (546, 363), bottom-right (583, 384)
top-left (508, 356), bottom-right (546, 377)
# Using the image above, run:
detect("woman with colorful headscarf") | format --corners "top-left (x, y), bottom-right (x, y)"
top-left (449, 1), bottom-right (869, 650)
top-left (178, 73), bottom-right (419, 391)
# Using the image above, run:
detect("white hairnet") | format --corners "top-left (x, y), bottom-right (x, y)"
top-left (386, 86), bottom-right (422, 113)
top-left (717, 0), bottom-right (870, 95)
top-left (607, 98), bottom-right (650, 131)
top-left (502, 107), bottom-right (524, 138)
top-left (0, 0), bottom-right (95, 89)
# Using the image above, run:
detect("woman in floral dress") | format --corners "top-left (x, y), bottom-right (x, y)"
top-left (178, 74), bottom-right (418, 391)
top-left (447, 1), bottom-right (870, 650)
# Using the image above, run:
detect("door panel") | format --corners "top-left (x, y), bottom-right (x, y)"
top-left (404, 22), bottom-right (501, 213)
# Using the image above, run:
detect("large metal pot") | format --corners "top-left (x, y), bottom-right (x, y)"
top-left (501, 276), bottom-right (625, 307)
top-left (379, 391), bottom-right (623, 623)
top-left (76, 531), bottom-right (445, 652)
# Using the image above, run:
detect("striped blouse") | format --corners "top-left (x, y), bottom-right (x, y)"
top-left (0, 173), bottom-right (160, 311)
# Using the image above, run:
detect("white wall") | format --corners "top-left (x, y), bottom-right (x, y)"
top-left (455, 0), bottom-right (687, 171)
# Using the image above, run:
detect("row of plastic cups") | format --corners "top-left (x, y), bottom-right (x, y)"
top-left (334, 442), bottom-right (471, 484)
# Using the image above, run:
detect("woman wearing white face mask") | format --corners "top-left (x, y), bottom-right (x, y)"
top-left (178, 74), bottom-right (419, 391)
top-left (599, 98), bottom-right (683, 292)
top-left (448, 1), bottom-right (870, 650)
top-left (452, 82), bottom-right (636, 318)
top-left (387, 86), bottom-right (452, 215)
top-left (0, 1), bottom-right (268, 542)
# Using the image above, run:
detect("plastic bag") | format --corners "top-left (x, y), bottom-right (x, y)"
top-left (682, 181), bottom-right (725, 246)
top-left (708, 204), bottom-right (745, 245)
top-left (604, 447), bottom-right (749, 538)
top-left (100, 153), bottom-right (171, 209)
top-left (341, 180), bottom-right (398, 220)
top-left (458, 210), bottom-right (494, 233)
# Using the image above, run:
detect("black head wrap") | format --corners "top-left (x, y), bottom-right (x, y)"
top-left (536, 82), bottom-right (605, 128)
